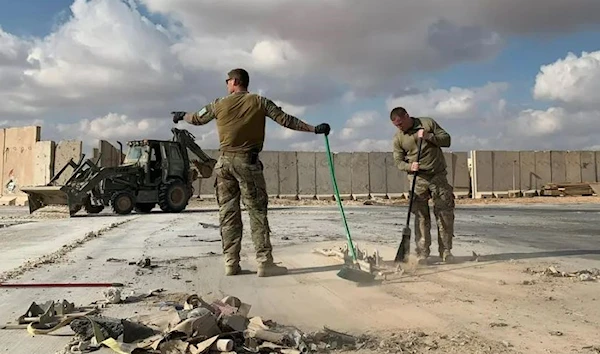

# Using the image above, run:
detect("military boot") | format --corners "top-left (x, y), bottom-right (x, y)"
top-left (440, 250), bottom-right (455, 263)
top-left (225, 264), bottom-right (242, 276)
top-left (257, 262), bottom-right (288, 277)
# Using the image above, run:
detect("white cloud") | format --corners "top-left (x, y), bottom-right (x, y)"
top-left (533, 50), bottom-right (600, 109)
top-left (0, 0), bottom-right (599, 153)
top-left (385, 82), bottom-right (508, 120)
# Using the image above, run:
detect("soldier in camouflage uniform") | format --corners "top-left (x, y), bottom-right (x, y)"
top-left (390, 107), bottom-right (455, 264)
top-left (172, 68), bottom-right (330, 277)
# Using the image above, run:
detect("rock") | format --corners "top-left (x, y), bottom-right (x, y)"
top-left (579, 273), bottom-right (593, 282)
top-left (497, 280), bottom-right (506, 285)
top-left (103, 287), bottom-right (121, 304)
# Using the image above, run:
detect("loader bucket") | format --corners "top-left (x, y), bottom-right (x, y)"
top-left (20, 186), bottom-right (82, 216)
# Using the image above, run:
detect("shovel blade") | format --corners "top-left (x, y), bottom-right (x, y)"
top-left (336, 266), bottom-right (376, 284)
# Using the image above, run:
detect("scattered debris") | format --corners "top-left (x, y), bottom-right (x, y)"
top-left (522, 280), bottom-right (535, 285)
top-left (199, 222), bottom-right (219, 229)
top-left (106, 258), bottom-right (127, 263)
top-left (549, 330), bottom-right (563, 336)
top-left (177, 234), bottom-right (197, 238)
top-left (525, 266), bottom-right (600, 281)
top-left (103, 287), bottom-right (122, 304)
top-left (490, 322), bottom-right (508, 328)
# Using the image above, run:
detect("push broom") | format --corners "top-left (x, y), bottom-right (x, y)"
top-left (323, 134), bottom-right (375, 284)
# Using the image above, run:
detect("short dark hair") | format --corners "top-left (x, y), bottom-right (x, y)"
top-left (390, 107), bottom-right (408, 120)
top-left (227, 68), bottom-right (249, 88)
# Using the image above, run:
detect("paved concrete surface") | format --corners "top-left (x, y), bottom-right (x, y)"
top-left (0, 202), bottom-right (599, 353)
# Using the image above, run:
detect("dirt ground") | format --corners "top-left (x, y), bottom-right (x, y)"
top-left (0, 196), bottom-right (599, 354)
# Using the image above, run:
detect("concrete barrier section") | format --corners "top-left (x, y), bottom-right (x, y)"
top-left (492, 151), bottom-right (520, 197)
top-left (351, 152), bottom-right (369, 199)
top-left (519, 151), bottom-right (536, 192)
top-left (534, 151), bottom-right (551, 189)
top-left (278, 151), bottom-right (298, 199)
top-left (565, 151), bottom-right (582, 183)
top-left (99, 140), bottom-right (121, 167)
top-left (334, 152), bottom-right (352, 199)
top-left (453, 152), bottom-right (470, 198)
top-left (315, 152), bottom-right (333, 200)
top-left (471, 150), bottom-right (493, 198)
top-left (596, 151), bottom-right (600, 183)
top-left (54, 140), bottom-right (83, 185)
top-left (1, 126), bottom-right (41, 205)
top-left (550, 151), bottom-right (567, 183)
top-left (580, 151), bottom-right (596, 183)
top-left (297, 151), bottom-right (316, 199)
top-left (260, 151), bottom-right (279, 197)
top-left (384, 152), bottom-right (406, 198)
top-left (368, 152), bottom-right (386, 197)
top-left (33, 141), bottom-right (56, 186)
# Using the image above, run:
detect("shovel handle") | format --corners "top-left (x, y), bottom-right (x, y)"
top-left (0, 282), bottom-right (124, 288)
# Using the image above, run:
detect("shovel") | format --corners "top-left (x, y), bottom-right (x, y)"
top-left (323, 135), bottom-right (375, 284)
top-left (394, 136), bottom-right (424, 263)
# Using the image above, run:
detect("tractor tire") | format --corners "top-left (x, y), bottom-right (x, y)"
top-left (158, 179), bottom-right (189, 213)
top-left (135, 203), bottom-right (155, 213)
top-left (111, 191), bottom-right (135, 215)
top-left (84, 196), bottom-right (104, 214)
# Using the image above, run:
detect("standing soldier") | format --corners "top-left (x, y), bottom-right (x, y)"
top-left (389, 107), bottom-right (455, 264)
top-left (171, 68), bottom-right (331, 277)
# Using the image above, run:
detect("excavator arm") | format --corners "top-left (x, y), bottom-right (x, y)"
top-left (171, 127), bottom-right (217, 178)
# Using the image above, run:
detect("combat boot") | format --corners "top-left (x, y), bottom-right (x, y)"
top-left (440, 250), bottom-right (455, 263)
top-left (225, 264), bottom-right (242, 276)
top-left (257, 262), bottom-right (288, 277)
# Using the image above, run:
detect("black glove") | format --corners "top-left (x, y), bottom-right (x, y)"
top-left (314, 123), bottom-right (331, 135)
top-left (171, 111), bottom-right (186, 123)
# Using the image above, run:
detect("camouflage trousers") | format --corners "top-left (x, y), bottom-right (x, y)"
top-left (407, 170), bottom-right (455, 257)
top-left (213, 153), bottom-right (273, 267)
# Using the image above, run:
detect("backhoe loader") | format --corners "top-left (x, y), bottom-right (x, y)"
top-left (21, 128), bottom-right (217, 216)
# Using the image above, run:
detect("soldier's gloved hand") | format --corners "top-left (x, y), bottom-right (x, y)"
top-left (314, 123), bottom-right (331, 135)
top-left (171, 111), bottom-right (186, 123)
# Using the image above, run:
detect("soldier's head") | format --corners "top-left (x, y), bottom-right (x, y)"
top-left (390, 106), bottom-right (413, 132)
top-left (226, 68), bottom-right (250, 94)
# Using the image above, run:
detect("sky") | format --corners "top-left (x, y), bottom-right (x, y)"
top-left (1, 0), bottom-right (600, 154)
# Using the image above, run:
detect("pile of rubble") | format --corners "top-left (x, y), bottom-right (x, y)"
top-left (525, 266), bottom-right (600, 282)
top-left (8, 291), bottom-right (376, 354)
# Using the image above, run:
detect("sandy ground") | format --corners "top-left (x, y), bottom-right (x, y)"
top-left (0, 196), bottom-right (599, 354)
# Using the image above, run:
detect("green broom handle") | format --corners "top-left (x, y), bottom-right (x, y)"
top-left (324, 135), bottom-right (358, 261)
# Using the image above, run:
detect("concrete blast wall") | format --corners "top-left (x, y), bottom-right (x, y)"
top-left (2, 125), bottom-right (600, 205)
top-left (196, 150), bottom-right (470, 200)
top-left (470, 150), bottom-right (600, 198)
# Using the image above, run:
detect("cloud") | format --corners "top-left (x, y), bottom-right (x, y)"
top-left (533, 50), bottom-right (600, 109)
top-left (0, 0), bottom-right (599, 153)
top-left (385, 82), bottom-right (508, 120)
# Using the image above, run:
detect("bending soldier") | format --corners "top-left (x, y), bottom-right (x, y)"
top-left (390, 107), bottom-right (455, 264)
top-left (172, 68), bottom-right (330, 277)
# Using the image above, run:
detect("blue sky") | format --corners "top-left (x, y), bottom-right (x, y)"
top-left (1, 0), bottom-right (599, 152)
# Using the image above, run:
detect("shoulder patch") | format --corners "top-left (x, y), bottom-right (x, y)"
top-left (197, 107), bottom-right (207, 116)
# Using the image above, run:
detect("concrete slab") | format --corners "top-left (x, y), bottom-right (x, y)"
top-left (550, 151), bottom-right (567, 183)
top-left (368, 152), bottom-right (386, 198)
top-left (198, 149), bottom-right (219, 199)
top-left (297, 151), bottom-right (316, 199)
top-left (315, 152), bottom-right (333, 200)
top-left (99, 140), bottom-right (120, 167)
top-left (385, 152), bottom-right (406, 199)
top-left (2, 126), bottom-right (41, 197)
top-left (350, 152), bottom-right (369, 199)
top-left (519, 151), bottom-right (536, 191)
top-left (54, 140), bottom-right (83, 185)
top-left (33, 141), bottom-right (55, 186)
top-left (261, 151), bottom-right (279, 197)
top-left (471, 150), bottom-right (493, 198)
top-left (565, 151), bottom-right (582, 183)
top-left (492, 151), bottom-right (520, 195)
top-left (278, 151), bottom-right (298, 199)
top-left (333, 152), bottom-right (352, 199)
top-left (581, 151), bottom-right (597, 183)
top-left (453, 152), bottom-right (470, 198)
top-left (534, 151), bottom-right (552, 189)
